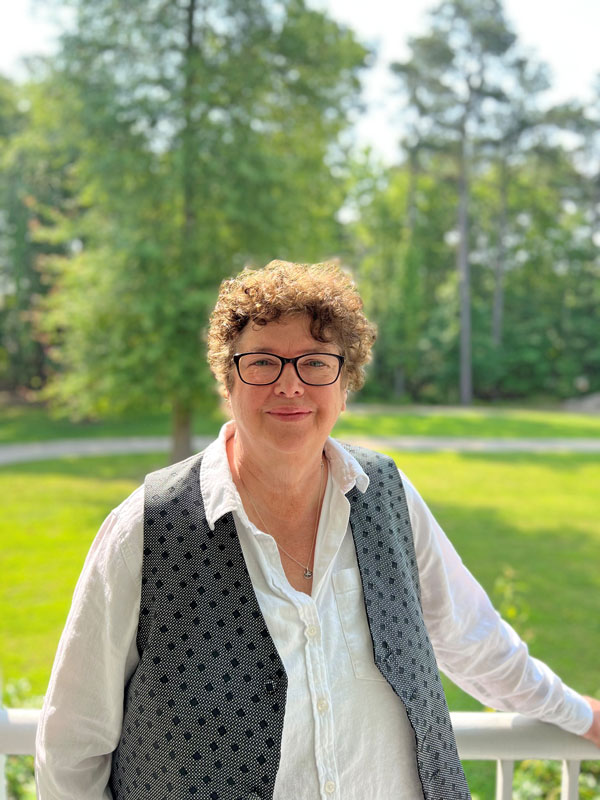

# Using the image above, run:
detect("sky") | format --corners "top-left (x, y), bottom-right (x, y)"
top-left (1, 0), bottom-right (599, 162)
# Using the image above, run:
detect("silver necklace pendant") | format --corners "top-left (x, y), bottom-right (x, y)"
top-left (303, 569), bottom-right (313, 579)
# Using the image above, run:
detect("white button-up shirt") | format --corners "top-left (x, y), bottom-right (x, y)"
top-left (35, 422), bottom-right (593, 800)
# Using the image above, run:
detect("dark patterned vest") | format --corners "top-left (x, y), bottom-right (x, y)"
top-left (110, 445), bottom-right (470, 800)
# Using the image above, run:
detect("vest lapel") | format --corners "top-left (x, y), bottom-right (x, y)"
top-left (345, 444), bottom-right (470, 800)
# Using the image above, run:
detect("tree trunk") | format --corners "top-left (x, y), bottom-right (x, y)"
top-left (406, 144), bottom-right (419, 234)
top-left (393, 365), bottom-right (405, 398)
top-left (457, 132), bottom-right (472, 405)
top-left (492, 156), bottom-right (508, 349)
top-left (168, 0), bottom-right (198, 467)
top-left (593, 175), bottom-right (600, 246)
top-left (171, 400), bottom-right (194, 464)
top-left (182, 0), bottom-right (198, 266)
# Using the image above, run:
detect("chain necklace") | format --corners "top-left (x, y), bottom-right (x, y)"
top-left (238, 456), bottom-right (325, 579)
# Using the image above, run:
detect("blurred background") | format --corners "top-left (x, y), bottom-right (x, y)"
top-left (1, 0), bottom-right (599, 441)
top-left (1, 1), bottom-right (599, 798)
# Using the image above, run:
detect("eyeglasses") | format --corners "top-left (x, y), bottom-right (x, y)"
top-left (233, 352), bottom-right (345, 386)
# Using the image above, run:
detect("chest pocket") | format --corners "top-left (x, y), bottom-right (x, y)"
top-left (333, 567), bottom-right (385, 682)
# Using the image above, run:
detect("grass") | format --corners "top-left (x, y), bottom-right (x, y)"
top-left (0, 403), bottom-right (224, 443)
top-left (2, 400), bottom-right (600, 444)
top-left (0, 453), bottom-right (167, 693)
top-left (334, 405), bottom-right (600, 439)
top-left (1, 408), bottom-right (599, 798)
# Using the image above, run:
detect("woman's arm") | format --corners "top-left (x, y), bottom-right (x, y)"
top-left (400, 469), bottom-right (594, 737)
top-left (35, 488), bottom-right (143, 799)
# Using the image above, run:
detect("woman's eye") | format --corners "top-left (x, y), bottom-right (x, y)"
top-left (251, 357), bottom-right (277, 366)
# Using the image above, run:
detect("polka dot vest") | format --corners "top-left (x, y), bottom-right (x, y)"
top-left (110, 445), bottom-right (470, 800)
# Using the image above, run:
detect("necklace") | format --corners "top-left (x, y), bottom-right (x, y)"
top-left (238, 456), bottom-right (325, 580)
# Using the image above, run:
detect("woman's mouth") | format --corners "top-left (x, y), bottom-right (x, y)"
top-left (266, 407), bottom-right (312, 420)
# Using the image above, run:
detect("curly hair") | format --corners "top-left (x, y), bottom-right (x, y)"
top-left (207, 259), bottom-right (377, 396)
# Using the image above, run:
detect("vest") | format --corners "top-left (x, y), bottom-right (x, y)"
top-left (110, 445), bottom-right (470, 800)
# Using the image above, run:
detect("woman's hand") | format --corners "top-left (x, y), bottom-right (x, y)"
top-left (582, 696), bottom-right (600, 748)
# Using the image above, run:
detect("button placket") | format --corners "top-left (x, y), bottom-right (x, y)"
top-left (300, 603), bottom-right (339, 800)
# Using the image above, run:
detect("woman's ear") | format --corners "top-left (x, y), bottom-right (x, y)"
top-left (220, 387), bottom-right (232, 418)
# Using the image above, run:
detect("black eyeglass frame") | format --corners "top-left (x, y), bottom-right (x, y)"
top-left (233, 351), bottom-right (345, 386)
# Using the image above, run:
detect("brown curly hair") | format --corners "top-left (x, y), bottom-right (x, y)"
top-left (207, 259), bottom-right (377, 396)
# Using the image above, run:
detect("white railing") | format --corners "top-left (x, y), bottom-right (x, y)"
top-left (453, 712), bottom-right (600, 799)
top-left (1, 709), bottom-right (599, 800)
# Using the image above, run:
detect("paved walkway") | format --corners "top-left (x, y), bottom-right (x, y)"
top-left (1, 435), bottom-right (600, 466)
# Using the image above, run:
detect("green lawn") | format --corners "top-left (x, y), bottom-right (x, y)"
top-left (2, 400), bottom-right (600, 443)
top-left (334, 405), bottom-right (600, 439)
top-left (1, 438), bottom-right (599, 798)
top-left (0, 403), bottom-right (225, 443)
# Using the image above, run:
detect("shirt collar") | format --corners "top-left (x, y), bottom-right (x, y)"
top-left (200, 420), bottom-right (370, 531)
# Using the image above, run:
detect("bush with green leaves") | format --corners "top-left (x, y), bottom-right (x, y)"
top-left (2, 679), bottom-right (40, 800)
top-left (513, 758), bottom-right (600, 799)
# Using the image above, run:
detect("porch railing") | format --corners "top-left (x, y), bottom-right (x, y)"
top-left (1, 708), bottom-right (599, 799)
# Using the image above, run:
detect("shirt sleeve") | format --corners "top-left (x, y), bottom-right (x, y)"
top-left (399, 468), bottom-right (593, 737)
top-left (35, 487), bottom-right (143, 800)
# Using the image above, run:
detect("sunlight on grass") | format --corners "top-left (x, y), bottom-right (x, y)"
top-left (334, 406), bottom-right (600, 438)
top-left (0, 453), bottom-right (166, 692)
top-left (0, 404), bottom-right (225, 444)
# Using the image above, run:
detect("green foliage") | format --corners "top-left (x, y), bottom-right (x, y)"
top-left (5, 754), bottom-right (35, 800)
top-left (513, 759), bottom-right (600, 799)
top-left (2, 680), bottom-right (42, 800)
top-left (352, 142), bottom-right (600, 401)
top-left (349, 0), bottom-right (600, 404)
top-left (0, 76), bottom-right (51, 393)
top-left (14, 0), bottom-right (368, 447)
top-left (2, 0), bottom-right (600, 419)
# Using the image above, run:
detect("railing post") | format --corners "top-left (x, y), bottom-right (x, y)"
top-left (561, 759), bottom-right (580, 800)
top-left (495, 759), bottom-right (514, 800)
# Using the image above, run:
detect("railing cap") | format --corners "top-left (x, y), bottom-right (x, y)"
top-left (450, 712), bottom-right (600, 760)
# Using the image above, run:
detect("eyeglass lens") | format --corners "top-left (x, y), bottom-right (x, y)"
top-left (238, 353), bottom-right (340, 385)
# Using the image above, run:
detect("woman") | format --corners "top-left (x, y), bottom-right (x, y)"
top-left (36, 260), bottom-right (598, 800)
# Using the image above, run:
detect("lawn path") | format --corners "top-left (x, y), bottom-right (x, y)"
top-left (2, 434), bottom-right (600, 465)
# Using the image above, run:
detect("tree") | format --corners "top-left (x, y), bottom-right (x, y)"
top-left (0, 73), bottom-right (74, 394)
top-left (0, 74), bottom-right (30, 391)
top-left (36, 0), bottom-right (368, 460)
top-left (391, 0), bottom-right (522, 404)
top-left (482, 57), bottom-right (551, 355)
top-left (347, 150), bottom-right (459, 402)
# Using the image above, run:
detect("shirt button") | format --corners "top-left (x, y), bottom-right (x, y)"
top-left (317, 698), bottom-right (329, 713)
top-left (324, 781), bottom-right (336, 794)
top-left (306, 624), bottom-right (318, 638)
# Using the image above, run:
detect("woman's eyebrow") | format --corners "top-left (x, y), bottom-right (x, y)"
top-left (243, 342), bottom-right (340, 352)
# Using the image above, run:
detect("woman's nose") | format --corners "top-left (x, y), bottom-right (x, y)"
top-left (274, 362), bottom-right (304, 395)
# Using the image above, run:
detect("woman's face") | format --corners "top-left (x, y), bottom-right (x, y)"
top-left (226, 314), bottom-right (347, 459)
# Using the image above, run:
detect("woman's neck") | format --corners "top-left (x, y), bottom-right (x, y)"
top-left (226, 427), bottom-right (325, 512)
